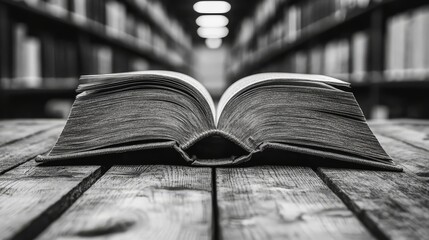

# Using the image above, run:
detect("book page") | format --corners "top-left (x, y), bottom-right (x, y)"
top-left (216, 73), bottom-right (350, 123)
top-left (80, 71), bottom-right (217, 122)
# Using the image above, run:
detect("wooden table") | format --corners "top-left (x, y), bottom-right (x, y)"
top-left (0, 119), bottom-right (428, 240)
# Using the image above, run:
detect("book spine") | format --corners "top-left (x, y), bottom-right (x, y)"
top-left (351, 31), bottom-right (368, 82)
top-left (0, 5), bottom-right (11, 87)
top-left (12, 23), bottom-right (42, 88)
top-left (71, 0), bottom-right (87, 23)
top-left (384, 6), bottom-right (429, 81)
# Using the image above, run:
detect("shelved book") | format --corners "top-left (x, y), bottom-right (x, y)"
top-left (36, 71), bottom-right (401, 171)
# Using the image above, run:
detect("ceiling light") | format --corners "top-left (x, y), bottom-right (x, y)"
top-left (197, 27), bottom-right (229, 38)
top-left (193, 1), bottom-right (231, 14)
top-left (205, 38), bottom-right (222, 49)
top-left (196, 15), bottom-right (229, 28)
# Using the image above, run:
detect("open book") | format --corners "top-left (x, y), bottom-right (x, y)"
top-left (36, 71), bottom-right (401, 171)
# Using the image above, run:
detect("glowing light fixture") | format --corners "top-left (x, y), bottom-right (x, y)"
top-left (197, 27), bottom-right (229, 38)
top-left (193, 1), bottom-right (231, 14)
top-left (196, 15), bottom-right (229, 28)
top-left (205, 38), bottom-right (222, 49)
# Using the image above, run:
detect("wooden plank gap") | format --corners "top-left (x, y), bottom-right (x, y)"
top-left (0, 151), bottom-right (46, 175)
top-left (216, 166), bottom-right (375, 239)
top-left (211, 168), bottom-right (220, 240)
top-left (0, 126), bottom-right (63, 175)
top-left (36, 165), bottom-right (213, 240)
top-left (0, 124), bottom-right (62, 148)
top-left (315, 169), bottom-right (393, 240)
top-left (377, 131), bottom-right (429, 155)
top-left (0, 120), bottom-right (64, 147)
top-left (370, 123), bottom-right (429, 153)
top-left (313, 124), bottom-right (429, 240)
top-left (374, 134), bottom-right (429, 181)
top-left (0, 161), bottom-right (111, 240)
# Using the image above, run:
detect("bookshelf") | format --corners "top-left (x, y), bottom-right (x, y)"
top-left (228, 0), bottom-right (429, 119)
top-left (0, 0), bottom-right (192, 118)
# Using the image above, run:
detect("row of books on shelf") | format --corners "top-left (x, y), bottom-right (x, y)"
top-left (13, 0), bottom-right (190, 61)
top-left (234, 24), bottom-right (429, 84)
top-left (253, 0), bottom-right (285, 31)
top-left (132, 0), bottom-right (192, 50)
top-left (235, 0), bottom-right (376, 49)
top-left (1, 22), bottom-right (151, 89)
top-left (235, 31), bottom-right (368, 83)
top-left (231, 0), bottom-right (429, 83)
top-left (229, 30), bottom-right (368, 82)
top-left (385, 5), bottom-right (429, 81)
top-left (299, 0), bottom-right (373, 29)
top-left (234, 0), bottom-right (283, 47)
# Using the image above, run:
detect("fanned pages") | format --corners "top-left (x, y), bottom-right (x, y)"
top-left (36, 71), bottom-right (402, 171)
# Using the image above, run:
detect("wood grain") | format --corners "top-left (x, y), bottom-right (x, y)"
top-left (316, 123), bottom-right (429, 240)
top-left (0, 126), bottom-right (63, 174)
top-left (216, 166), bottom-right (374, 240)
top-left (1, 119), bottom-right (428, 240)
top-left (0, 120), bottom-right (63, 146)
top-left (375, 134), bottom-right (429, 180)
top-left (371, 121), bottom-right (429, 179)
top-left (317, 168), bottom-right (429, 240)
top-left (0, 160), bottom-right (104, 240)
top-left (37, 165), bottom-right (213, 240)
top-left (373, 119), bottom-right (429, 129)
top-left (369, 122), bottom-right (429, 152)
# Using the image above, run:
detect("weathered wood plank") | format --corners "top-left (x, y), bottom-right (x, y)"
top-left (372, 119), bottom-right (429, 128)
top-left (374, 134), bottom-right (429, 180)
top-left (317, 168), bottom-right (429, 240)
top-left (37, 165), bottom-right (212, 240)
top-left (370, 122), bottom-right (429, 179)
top-left (0, 120), bottom-right (63, 146)
top-left (369, 122), bottom-right (429, 152)
top-left (216, 166), bottom-right (374, 240)
top-left (317, 124), bottom-right (429, 240)
top-left (373, 120), bottom-right (429, 146)
top-left (0, 160), bottom-right (104, 240)
top-left (0, 126), bottom-right (63, 174)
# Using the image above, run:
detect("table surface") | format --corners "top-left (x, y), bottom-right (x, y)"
top-left (0, 119), bottom-right (428, 240)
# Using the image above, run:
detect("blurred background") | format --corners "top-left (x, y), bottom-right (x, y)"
top-left (0, 0), bottom-right (428, 119)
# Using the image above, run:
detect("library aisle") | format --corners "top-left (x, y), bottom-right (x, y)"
top-left (1, 0), bottom-right (429, 119)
